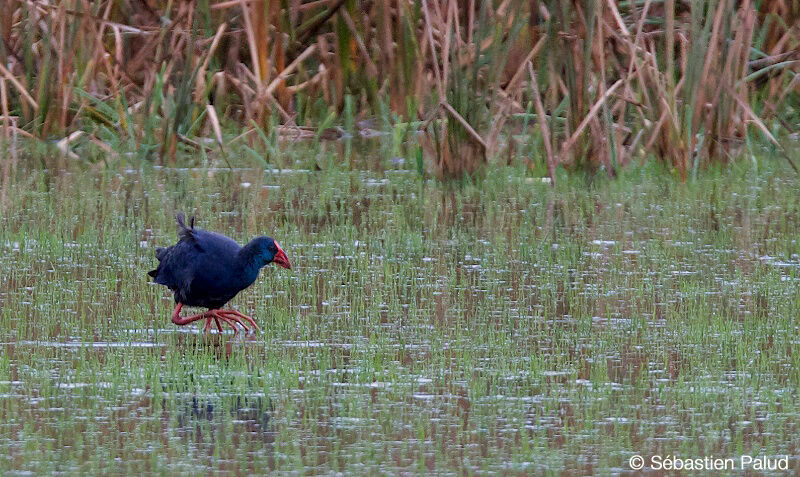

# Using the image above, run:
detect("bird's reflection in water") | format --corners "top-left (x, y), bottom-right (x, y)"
top-left (178, 394), bottom-right (272, 430)
top-left (163, 335), bottom-right (275, 470)
top-left (173, 330), bottom-right (261, 360)
top-left (174, 394), bottom-right (276, 470)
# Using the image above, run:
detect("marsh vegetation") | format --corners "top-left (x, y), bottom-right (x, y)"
top-left (2, 159), bottom-right (800, 473)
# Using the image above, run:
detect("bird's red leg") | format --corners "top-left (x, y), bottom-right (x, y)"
top-left (171, 303), bottom-right (215, 326)
top-left (218, 310), bottom-right (260, 333)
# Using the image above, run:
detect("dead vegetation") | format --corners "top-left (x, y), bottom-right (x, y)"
top-left (0, 0), bottom-right (798, 180)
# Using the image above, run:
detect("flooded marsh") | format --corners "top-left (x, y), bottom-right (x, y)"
top-left (1, 163), bottom-right (800, 474)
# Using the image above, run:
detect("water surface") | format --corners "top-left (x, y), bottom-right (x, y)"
top-left (1, 163), bottom-right (799, 474)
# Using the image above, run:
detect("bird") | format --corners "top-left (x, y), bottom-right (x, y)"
top-left (149, 213), bottom-right (291, 334)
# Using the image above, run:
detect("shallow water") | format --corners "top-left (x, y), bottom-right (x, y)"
top-left (1, 163), bottom-right (799, 474)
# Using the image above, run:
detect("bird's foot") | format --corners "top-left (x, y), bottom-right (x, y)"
top-left (203, 316), bottom-right (224, 333)
top-left (216, 309), bottom-right (261, 334)
top-left (202, 310), bottom-right (255, 335)
top-left (172, 304), bottom-right (258, 335)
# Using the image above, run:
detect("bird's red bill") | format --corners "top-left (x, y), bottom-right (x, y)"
top-left (273, 245), bottom-right (291, 269)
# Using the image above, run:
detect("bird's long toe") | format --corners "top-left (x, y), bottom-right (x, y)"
top-left (203, 317), bottom-right (224, 333)
top-left (220, 310), bottom-right (260, 333)
top-left (221, 312), bottom-right (250, 333)
top-left (209, 310), bottom-right (244, 334)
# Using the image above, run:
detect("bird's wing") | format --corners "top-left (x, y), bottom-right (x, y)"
top-left (184, 261), bottom-right (242, 305)
top-left (150, 241), bottom-right (197, 290)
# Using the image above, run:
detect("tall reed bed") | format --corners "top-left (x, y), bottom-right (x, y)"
top-left (0, 0), bottom-right (797, 179)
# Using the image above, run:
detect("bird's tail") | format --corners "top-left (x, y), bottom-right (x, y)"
top-left (176, 212), bottom-right (194, 230)
top-left (176, 212), bottom-right (196, 242)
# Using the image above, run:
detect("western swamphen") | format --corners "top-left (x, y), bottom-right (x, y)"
top-left (149, 213), bottom-right (291, 334)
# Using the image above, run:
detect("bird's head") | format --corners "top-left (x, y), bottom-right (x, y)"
top-left (251, 236), bottom-right (292, 269)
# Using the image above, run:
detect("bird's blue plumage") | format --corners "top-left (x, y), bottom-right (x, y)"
top-left (149, 213), bottom-right (286, 309)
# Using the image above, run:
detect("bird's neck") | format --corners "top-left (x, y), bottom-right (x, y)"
top-left (237, 242), bottom-right (268, 281)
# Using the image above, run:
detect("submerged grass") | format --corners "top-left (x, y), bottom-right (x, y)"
top-left (1, 156), bottom-right (800, 473)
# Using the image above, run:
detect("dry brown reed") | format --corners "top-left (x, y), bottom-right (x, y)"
top-left (0, 0), bottom-right (797, 179)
